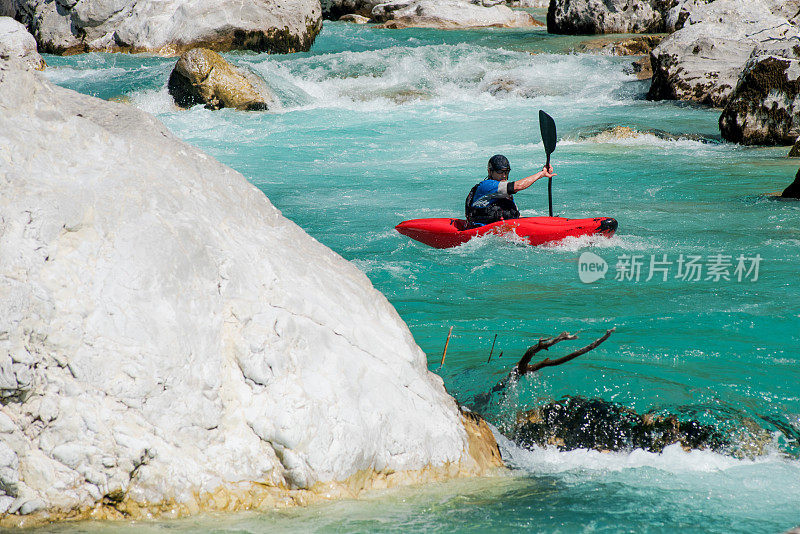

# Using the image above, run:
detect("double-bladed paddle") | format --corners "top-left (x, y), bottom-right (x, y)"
top-left (539, 110), bottom-right (557, 217)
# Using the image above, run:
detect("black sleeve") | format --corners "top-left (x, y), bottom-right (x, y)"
top-left (507, 181), bottom-right (516, 194)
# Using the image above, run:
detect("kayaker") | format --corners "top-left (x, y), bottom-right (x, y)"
top-left (465, 154), bottom-right (556, 226)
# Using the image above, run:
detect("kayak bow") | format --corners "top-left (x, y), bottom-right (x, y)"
top-left (395, 216), bottom-right (617, 249)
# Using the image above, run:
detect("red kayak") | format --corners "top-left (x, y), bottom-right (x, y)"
top-left (395, 216), bottom-right (617, 249)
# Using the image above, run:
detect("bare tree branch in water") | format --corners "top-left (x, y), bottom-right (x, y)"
top-left (489, 328), bottom-right (615, 395)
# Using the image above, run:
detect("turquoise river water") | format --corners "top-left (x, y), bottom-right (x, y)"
top-left (39, 12), bottom-right (800, 534)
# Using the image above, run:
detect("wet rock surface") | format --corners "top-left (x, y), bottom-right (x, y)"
top-left (167, 48), bottom-right (278, 111)
top-left (781, 169), bottom-right (800, 199)
top-left (578, 35), bottom-right (665, 56)
top-left (513, 396), bottom-right (729, 453)
top-left (719, 37), bottom-right (800, 145)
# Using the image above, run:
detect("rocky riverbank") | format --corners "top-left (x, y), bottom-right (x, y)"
top-left (1, 0), bottom-right (322, 55)
top-left (325, 0), bottom-right (542, 28)
top-left (549, 0), bottom-right (800, 159)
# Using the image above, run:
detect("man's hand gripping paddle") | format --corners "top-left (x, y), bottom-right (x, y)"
top-left (539, 110), bottom-right (557, 217)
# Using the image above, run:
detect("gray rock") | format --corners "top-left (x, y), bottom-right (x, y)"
top-left (167, 48), bottom-right (278, 111)
top-left (6, 0), bottom-right (322, 55)
top-left (547, 0), bottom-right (678, 35)
top-left (372, 0), bottom-right (542, 28)
top-left (0, 16), bottom-right (45, 71)
top-left (0, 0), bottom-right (15, 16)
top-left (719, 37), bottom-right (800, 145)
top-left (648, 0), bottom-right (799, 107)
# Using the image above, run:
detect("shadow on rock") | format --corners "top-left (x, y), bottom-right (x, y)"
top-left (781, 169), bottom-right (800, 199)
top-left (512, 396), bottom-right (729, 453)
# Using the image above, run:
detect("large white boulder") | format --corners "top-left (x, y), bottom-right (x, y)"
top-left (7, 0), bottom-right (322, 55)
top-left (0, 63), bottom-right (501, 524)
top-left (0, 16), bottom-right (44, 70)
top-left (372, 0), bottom-right (541, 29)
top-left (719, 37), bottom-right (800, 145)
top-left (647, 0), bottom-right (800, 107)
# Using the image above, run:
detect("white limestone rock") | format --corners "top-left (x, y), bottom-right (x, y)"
top-left (7, 0), bottom-right (322, 55)
top-left (372, 0), bottom-right (542, 29)
top-left (0, 63), bottom-right (498, 522)
top-left (647, 0), bottom-right (800, 107)
top-left (0, 16), bottom-right (44, 70)
top-left (547, 0), bottom-right (677, 35)
top-left (719, 36), bottom-right (800, 145)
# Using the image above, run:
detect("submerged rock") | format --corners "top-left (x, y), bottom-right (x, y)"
top-left (578, 35), bottom-right (664, 56)
top-left (547, 0), bottom-right (676, 35)
top-left (339, 13), bottom-right (371, 23)
top-left (507, 0), bottom-right (549, 7)
top-left (0, 63), bottom-right (502, 525)
top-left (781, 169), bottom-right (800, 199)
top-left (628, 56), bottom-right (653, 79)
top-left (791, 139), bottom-right (800, 157)
top-left (578, 125), bottom-right (714, 143)
top-left (372, 0), bottom-right (542, 29)
top-left (647, 0), bottom-right (799, 107)
top-left (0, 16), bottom-right (45, 70)
top-left (513, 396), bottom-right (729, 453)
top-left (167, 48), bottom-right (278, 111)
top-left (6, 0), bottom-right (322, 55)
top-left (719, 38), bottom-right (800, 145)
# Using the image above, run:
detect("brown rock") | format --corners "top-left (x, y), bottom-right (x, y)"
top-left (630, 56), bottom-right (653, 80)
top-left (461, 409), bottom-right (504, 472)
top-left (167, 48), bottom-right (277, 111)
top-left (579, 35), bottom-right (664, 56)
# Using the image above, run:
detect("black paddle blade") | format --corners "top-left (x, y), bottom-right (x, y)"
top-left (539, 110), bottom-right (557, 156)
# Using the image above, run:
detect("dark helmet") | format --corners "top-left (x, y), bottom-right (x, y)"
top-left (488, 154), bottom-right (510, 172)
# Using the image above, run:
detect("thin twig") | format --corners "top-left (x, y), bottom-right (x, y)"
top-left (440, 326), bottom-right (453, 366)
top-left (486, 334), bottom-right (498, 363)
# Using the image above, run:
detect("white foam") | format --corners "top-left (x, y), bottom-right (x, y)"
top-left (542, 233), bottom-right (655, 252)
top-left (240, 44), bottom-right (632, 113)
top-left (44, 66), bottom-right (128, 84)
top-left (491, 426), bottom-right (794, 476)
top-left (128, 86), bottom-right (176, 115)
